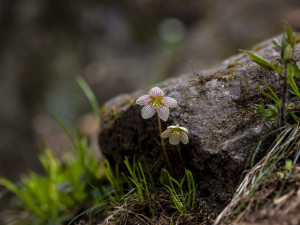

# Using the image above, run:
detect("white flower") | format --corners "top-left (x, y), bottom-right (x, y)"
top-left (161, 125), bottom-right (189, 145)
top-left (136, 87), bottom-right (177, 121)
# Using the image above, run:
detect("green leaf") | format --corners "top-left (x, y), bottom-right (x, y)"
top-left (241, 50), bottom-right (274, 71)
top-left (281, 33), bottom-right (288, 52)
top-left (268, 104), bottom-right (278, 115)
top-left (284, 160), bottom-right (293, 171)
top-left (272, 39), bottom-right (281, 50)
top-left (253, 104), bottom-right (270, 115)
top-left (271, 63), bottom-right (283, 74)
top-left (287, 110), bottom-right (299, 123)
top-left (288, 62), bottom-right (300, 78)
top-left (0, 178), bottom-right (21, 196)
top-left (287, 66), bottom-right (300, 100)
top-left (265, 115), bottom-right (275, 122)
top-left (283, 44), bottom-right (293, 62)
top-left (76, 76), bottom-right (101, 121)
top-left (260, 80), bottom-right (281, 105)
top-left (284, 20), bottom-right (295, 48)
top-left (159, 168), bottom-right (171, 187)
top-left (52, 114), bottom-right (77, 152)
top-left (276, 172), bottom-right (285, 179)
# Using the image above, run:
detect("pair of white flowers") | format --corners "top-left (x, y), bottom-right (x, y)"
top-left (136, 87), bottom-right (189, 145)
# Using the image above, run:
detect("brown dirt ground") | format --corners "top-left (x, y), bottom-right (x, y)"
top-left (223, 161), bottom-right (300, 225)
top-left (72, 184), bottom-right (232, 225)
top-left (72, 159), bottom-right (300, 225)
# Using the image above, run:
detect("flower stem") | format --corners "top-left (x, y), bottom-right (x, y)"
top-left (157, 114), bottom-right (174, 173)
top-left (177, 144), bottom-right (185, 168)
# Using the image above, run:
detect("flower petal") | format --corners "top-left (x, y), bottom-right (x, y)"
top-left (179, 126), bottom-right (188, 133)
top-left (169, 133), bottom-right (181, 145)
top-left (149, 87), bottom-right (164, 97)
top-left (157, 105), bottom-right (169, 121)
top-left (136, 95), bottom-right (152, 105)
top-left (180, 131), bottom-right (189, 144)
top-left (161, 129), bottom-right (173, 138)
top-left (161, 97), bottom-right (177, 108)
top-left (168, 125), bottom-right (178, 129)
top-left (141, 104), bottom-right (156, 119)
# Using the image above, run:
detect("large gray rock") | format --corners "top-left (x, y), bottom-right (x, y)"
top-left (99, 36), bottom-right (300, 188)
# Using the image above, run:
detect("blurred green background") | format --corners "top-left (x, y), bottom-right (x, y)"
top-left (1, 0), bottom-right (300, 180)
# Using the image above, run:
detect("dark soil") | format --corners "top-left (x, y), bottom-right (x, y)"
top-left (72, 180), bottom-right (233, 225)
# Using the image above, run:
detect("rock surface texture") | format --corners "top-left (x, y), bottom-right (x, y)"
top-left (99, 36), bottom-right (300, 188)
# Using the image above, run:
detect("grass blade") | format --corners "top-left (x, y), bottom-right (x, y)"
top-left (76, 76), bottom-right (100, 121)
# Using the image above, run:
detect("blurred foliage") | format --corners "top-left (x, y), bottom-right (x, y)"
top-left (0, 134), bottom-right (103, 225)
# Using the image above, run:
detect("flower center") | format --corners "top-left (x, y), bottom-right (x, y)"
top-left (149, 95), bottom-right (164, 108)
top-left (172, 129), bottom-right (181, 136)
